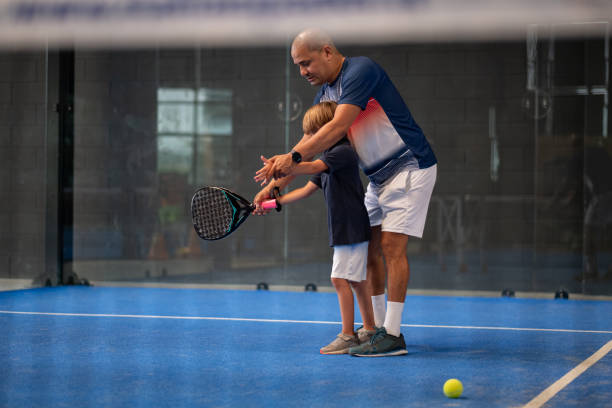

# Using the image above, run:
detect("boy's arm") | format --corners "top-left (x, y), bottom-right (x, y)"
top-left (252, 160), bottom-right (321, 215)
top-left (277, 181), bottom-right (320, 206)
top-left (253, 174), bottom-right (296, 210)
top-left (291, 159), bottom-right (328, 176)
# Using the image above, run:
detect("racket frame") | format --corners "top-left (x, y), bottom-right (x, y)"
top-left (190, 185), bottom-right (282, 241)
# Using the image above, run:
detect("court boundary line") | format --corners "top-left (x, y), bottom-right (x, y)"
top-left (92, 282), bottom-right (612, 301)
top-left (1, 310), bottom-right (611, 335)
top-left (523, 340), bottom-right (612, 408)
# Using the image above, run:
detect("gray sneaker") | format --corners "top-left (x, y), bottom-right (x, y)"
top-left (348, 327), bottom-right (408, 357)
top-left (320, 333), bottom-right (359, 355)
top-left (356, 325), bottom-right (377, 344)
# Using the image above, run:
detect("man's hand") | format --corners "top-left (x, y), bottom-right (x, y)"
top-left (271, 152), bottom-right (296, 179)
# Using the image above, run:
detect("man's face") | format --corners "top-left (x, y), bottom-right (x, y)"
top-left (291, 43), bottom-right (331, 86)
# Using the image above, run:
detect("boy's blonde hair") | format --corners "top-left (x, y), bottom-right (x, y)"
top-left (302, 101), bottom-right (337, 135)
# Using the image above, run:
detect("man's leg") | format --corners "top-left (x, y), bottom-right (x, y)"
top-left (349, 165), bottom-right (435, 357)
top-left (348, 231), bottom-right (410, 357)
top-left (383, 231), bottom-right (410, 301)
top-left (367, 226), bottom-right (386, 327)
top-left (381, 231), bottom-right (410, 337)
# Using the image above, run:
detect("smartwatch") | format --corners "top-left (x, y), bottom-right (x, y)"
top-left (291, 150), bottom-right (302, 164)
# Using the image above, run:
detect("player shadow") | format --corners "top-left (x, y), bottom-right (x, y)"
top-left (405, 344), bottom-right (431, 354)
top-left (406, 344), bottom-right (472, 354)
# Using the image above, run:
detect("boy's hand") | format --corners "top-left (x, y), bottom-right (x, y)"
top-left (254, 155), bottom-right (276, 185)
top-left (252, 185), bottom-right (274, 215)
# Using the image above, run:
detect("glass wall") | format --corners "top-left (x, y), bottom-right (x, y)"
top-left (0, 48), bottom-right (58, 290)
top-left (1, 28), bottom-right (610, 296)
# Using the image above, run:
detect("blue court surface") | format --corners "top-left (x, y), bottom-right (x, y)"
top-left (1, 286), bottom-right (611, 407)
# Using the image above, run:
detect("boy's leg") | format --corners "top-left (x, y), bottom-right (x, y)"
top-left (351, 280), bottom-right (378, 344)
top-left (320, 277), bottom-right (359, 355)
top-left (332, 278), bottom-right (355, 335)
top-left (350, 280), bottom-right (375, 332)
top-left (324, 242), bottom-right (368, 354)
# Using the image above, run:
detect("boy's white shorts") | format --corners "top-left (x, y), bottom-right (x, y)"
top-left (331, 241), bottom-right (369, 282)
top-left (365, 164), bottom-right (437, 238)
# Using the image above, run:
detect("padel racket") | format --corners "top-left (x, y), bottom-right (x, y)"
top-left (191, 186), bottom-right (281, 240)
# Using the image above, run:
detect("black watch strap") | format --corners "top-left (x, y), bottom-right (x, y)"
top-left (291, 150), bottom-right (302, 164)
top-left (272, 186), bottom-right (282, 212)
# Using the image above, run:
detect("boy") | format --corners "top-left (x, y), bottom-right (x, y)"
top-left (273, 101), bottom-right (376, 354)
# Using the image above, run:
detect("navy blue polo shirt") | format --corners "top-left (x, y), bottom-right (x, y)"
top-left (315, 56), bottom-right (437, 185)
top-left (311, 138), bottom-right (371, 247)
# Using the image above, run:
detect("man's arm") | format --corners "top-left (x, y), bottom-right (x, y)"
top-left (294, 104), bottom-right (361, 160)
top-left (254, 132), bottom-right (319, 185)
top-left (270, 104), bottom-right (361, 179)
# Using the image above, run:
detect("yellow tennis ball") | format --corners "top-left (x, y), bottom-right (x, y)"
top-left (443, 378), bottom-right (463, 398)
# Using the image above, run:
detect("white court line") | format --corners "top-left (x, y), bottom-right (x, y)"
top-left (402, 323), bottom-right (612, 335)
top-left (1, 310), bottom-right (612, 334)
top-left (0, 310), bottom-right (338, 325)
top-left (523, 340), bottom-right (612, 408)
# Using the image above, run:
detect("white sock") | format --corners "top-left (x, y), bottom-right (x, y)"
top-left (383, 301), bottom-right (404, 337)
top-left (371, 294), bottom-right (386, 328)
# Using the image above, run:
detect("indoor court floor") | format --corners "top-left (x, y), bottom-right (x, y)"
top-left (1, 286), bottom-right (611, 407)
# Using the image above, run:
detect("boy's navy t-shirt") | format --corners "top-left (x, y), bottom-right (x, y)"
top-left (310, 138), bottom-right (371, 247)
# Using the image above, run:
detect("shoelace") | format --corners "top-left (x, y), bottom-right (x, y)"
top-left (369, 327), bottom-right (387, 344)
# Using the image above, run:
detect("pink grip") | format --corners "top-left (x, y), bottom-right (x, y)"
top-left (261, 199), bottom-right (277, 210)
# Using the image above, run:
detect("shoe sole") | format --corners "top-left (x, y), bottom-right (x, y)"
top-left (350, 349), bottom-right (408, 357)
top-left (320, 348), bottom-right (350, 355)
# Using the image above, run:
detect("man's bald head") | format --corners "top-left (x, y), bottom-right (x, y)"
top-left (291, 28), bottom-right (344, 86)
top-left (292, 28), bottom-right (338, 53)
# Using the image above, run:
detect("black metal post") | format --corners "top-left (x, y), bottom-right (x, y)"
top-left (57, 49), bottom-right (75, 285)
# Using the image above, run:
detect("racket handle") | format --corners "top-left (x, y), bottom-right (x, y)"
top-left (261, 199), bottom-right (278, 210)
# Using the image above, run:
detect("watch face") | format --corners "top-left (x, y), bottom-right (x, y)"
top-left (292, 151), bottom-right (302, 163)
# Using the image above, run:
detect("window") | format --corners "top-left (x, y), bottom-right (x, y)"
top-left (157, 87), bottom-right (232, 185)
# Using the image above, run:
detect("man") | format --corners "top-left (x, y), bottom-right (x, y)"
top-left (254, 28), bottom-right (437, 357)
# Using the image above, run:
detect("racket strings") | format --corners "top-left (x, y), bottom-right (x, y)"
top-left (191, 188), bottom-right (234, 239)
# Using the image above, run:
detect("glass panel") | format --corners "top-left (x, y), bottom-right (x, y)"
top-left (66, 36), bottom-right (611, 296)
top-left (69, 47), bottom-right (289, 284)
top-left (0, 48), bottom-right (53, 290)
top-left (527, 23), bottom-right (611, 295)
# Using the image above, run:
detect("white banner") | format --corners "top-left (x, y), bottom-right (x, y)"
top-left (0, 0), bottom-right (611, 48)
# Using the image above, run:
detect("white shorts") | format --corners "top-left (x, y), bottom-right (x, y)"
top-left (331, 241), bottom-right (369, 282)
top-left (365, 164), bottom-right (437, 238)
